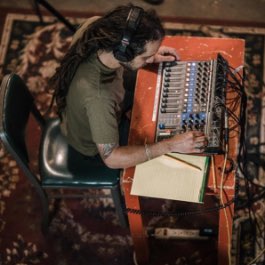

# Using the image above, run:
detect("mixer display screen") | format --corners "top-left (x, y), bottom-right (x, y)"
top-left (155, 54), bottom-right (228, 153)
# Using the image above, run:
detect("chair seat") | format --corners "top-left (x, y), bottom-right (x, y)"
top-left (40, 118), bottom-right (120, 188)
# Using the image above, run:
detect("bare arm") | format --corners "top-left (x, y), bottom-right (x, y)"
top-left (97, 131), bottom-right (207, 169)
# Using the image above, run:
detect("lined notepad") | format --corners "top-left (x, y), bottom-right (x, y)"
top-left (131, 153), bottom-right (210, 203)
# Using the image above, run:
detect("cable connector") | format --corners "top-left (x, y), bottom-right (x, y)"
top-left (224, 110), bottom-right (229, 144)
top-left (232, 65), bottom-right (243, 75)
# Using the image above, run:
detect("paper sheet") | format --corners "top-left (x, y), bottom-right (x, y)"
top-left (131, 154), bottom-right (209, 203)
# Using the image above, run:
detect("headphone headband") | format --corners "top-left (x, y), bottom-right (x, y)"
top-left (126, 7), bottom-right (142, 30)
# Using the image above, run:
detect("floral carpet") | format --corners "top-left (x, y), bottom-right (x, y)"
top-left (0, 13), bottom-right (265, 265)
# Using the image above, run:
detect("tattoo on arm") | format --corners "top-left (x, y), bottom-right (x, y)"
top-left (98, 143), bottom-right (118, 160)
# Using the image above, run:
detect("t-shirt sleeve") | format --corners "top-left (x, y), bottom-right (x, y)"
top-left (85, 97), bottom-right (119, 144)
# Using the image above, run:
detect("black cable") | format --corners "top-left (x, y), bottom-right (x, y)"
top-left (34, 0), bottom-right (76, 33)
top-left (125, 198), bottom-right (235, 217)
top-left (32, 0), bottom-right (44, 24)
top-left (219, 58), bottom-right (265, 253)
top-left (231, 61), bottom-right (265, 251)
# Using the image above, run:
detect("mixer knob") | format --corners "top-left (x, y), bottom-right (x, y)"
top-left (200, 124), bottom-right (205, 131)
top-left (159, 123), bottom-right (165, 129)
top-left (165, 62), bottom-right (172, 67)
top-left (212, 113), bottom-right (219, 121)
top-left (182, 120), bottom-right (187, 125)
top-left (169, 61), bottom-right (177, 67)
top-left (188, 120), bottom-right (194, 126)
top-left (201, 83), bottom-right (206, 89)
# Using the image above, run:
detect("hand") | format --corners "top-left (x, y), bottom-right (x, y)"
top-left (167, 131), bottom-right (208, 153)
top-left (153, 46), bottom-right (180, 63)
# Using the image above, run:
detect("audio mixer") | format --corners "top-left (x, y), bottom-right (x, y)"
top-left (155, 54), bottom-right (228, 154)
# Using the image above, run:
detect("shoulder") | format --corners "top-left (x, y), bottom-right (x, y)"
top-left (71, 16), bottom-right (101, 46)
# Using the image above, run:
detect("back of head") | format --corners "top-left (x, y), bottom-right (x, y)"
top-left (51, 4), bottom-right (165, 117)
top-left (73, 4), bottom-right (165, 59)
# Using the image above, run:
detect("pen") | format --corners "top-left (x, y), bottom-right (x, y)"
top-left (164, 153), bottom-right (202, 171)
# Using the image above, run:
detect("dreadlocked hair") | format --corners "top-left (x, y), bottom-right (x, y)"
top-left (50, 4), bottom-right (165, 118)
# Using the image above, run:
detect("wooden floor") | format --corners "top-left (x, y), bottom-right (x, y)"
top-left (0, 0), bottom-right (265, 27)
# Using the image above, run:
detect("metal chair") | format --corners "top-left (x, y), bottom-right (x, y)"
top-left (0, 73), bottom-right (128, 231)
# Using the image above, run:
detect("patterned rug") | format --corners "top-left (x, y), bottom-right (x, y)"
top-left (0, 13), bottom-right (265, 265)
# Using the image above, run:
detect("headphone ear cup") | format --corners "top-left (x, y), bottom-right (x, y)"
top-left (124, 46), bottom-right (134, 62)
top-left (113, 46), bottom-right (128, 62)
top-left (113, 45), bottom-right (134, 62)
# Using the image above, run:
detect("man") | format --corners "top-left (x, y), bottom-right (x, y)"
top-left (51, 4), bottom-right (207, 169)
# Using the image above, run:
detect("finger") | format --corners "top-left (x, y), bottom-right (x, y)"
top-left (193, 146), bottom-right (206, 153)
top-left (193, 147), bottom-right (205, 153)
top-left (194, 141), bottom-right (206, 148)
top-left (160, 46), bottom-right (179, 55)
top-left (195, 136), bottom-right (207, 142)
top-left (160, 55), bottom-right (176, 62)
top-left (167, 49), bottom-right (180, 60)
top-left (154, 54), bottom-right (175, 63)
top-left (158, 46), bottom-right (180, 60)
top-left (191, 131), bottom-right (205, 138)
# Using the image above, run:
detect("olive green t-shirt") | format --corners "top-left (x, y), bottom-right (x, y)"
top-left (61, 53), bottom-right (125, 156)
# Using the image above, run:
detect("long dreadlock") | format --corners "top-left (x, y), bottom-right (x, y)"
top-left (50, 4), bottom-right (165, 118)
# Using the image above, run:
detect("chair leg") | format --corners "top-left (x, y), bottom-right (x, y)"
top-left (41, 205), bottom-right (50, 234)
top-left (111, 185), bottom-right (128, 228)
top-left (49, 198), bottom-right (62, 222)
top-left (41, 195), bottom-right (62, 234)
top-left (36, 188), bottom-right (50, 234)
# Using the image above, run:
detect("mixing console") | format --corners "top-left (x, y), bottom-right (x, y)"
top-left (155, 54), bottom-right (228, 153)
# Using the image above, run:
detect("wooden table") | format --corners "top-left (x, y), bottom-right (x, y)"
top-left (122, 36), bottom-right (245, 265)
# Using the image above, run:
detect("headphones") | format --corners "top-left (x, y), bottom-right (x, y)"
top-left (113, 7), bottom-right (143, 62)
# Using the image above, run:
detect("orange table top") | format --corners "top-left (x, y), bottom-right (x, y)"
top-left (122, 36), bottom-right (245, 265)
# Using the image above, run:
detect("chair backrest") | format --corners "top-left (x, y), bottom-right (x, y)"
top-left (0, 73), bottom-right (45, 167)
